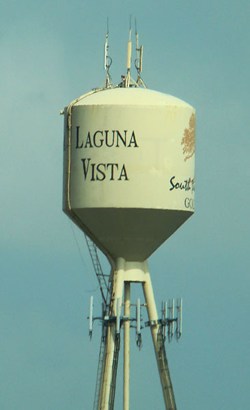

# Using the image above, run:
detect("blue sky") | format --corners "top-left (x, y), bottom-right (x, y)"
top-left (1, 1), bottom-right (250, 409)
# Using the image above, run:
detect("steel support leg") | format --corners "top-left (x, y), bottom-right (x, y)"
top-left (123, 282), bottom-right (130, 410)
top-left (142, 266), bottom-right (177, 410)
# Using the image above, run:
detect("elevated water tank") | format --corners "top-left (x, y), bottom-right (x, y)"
top-left (63, 87), bottom-right (195, 261)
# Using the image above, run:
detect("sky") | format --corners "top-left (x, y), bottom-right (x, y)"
top-left (1, 0), bottom-right (250, 409)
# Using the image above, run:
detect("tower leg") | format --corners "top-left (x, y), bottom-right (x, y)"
top-left (99, 258), bottom-right (125, 410)
top-left (97, 259), bottom-right (176, 410)
top-left (123, 282), bottom-right (130, 410)
top-left (142, 266), bottom-right (177, 410)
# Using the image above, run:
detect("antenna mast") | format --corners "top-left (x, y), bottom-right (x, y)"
top-left (104, 18), bottom-right (112, 88)
top-left (125, 17), bottom-right (132, 88)
top-left (135, 19), bottom-right (146, 87)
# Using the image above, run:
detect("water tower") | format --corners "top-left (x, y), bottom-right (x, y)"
top-left (62, 25), bottom-right (195, 410)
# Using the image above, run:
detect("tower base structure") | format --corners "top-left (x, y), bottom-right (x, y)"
top-left (97, 258), bottom-right (177, 410)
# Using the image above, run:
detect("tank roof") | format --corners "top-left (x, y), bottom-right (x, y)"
top-left (74, 87), bottom-right (192, 108)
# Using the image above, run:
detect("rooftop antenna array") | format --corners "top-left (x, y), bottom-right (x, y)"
top-left (103, 17), bottom-right (146, 89)
top-left (62, 18), bottom-right (196, 410)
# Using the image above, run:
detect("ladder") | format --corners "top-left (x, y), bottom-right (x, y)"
top-left (156, 328), bottom-right (177, 410)
top-left (92, 322), bottom-right (109, 410)
top-left (84, 234), bottom-right (113, 410)
top-left (84, 234), bottom-right (110, 307)
top-left (108, 334), bottom-right (121, 409)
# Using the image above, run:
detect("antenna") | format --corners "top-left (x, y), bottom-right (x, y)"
top-left (135, 19), bottom-right (143, 73)
top-left (124, 16), bottom-right (132, 87)
top-left (168, 298), bottom-right (175, 341)
top-left (104, 18), bottom-right (112, 88)
top-left (176, 298), bottom-right (182, 340)
top-left (136, 298), bottom-right (142, 349)
top-left (161, 301), bottom-right (167, 342)
top-left (116, 298), bottom-right (121, 334)
top-left (89, 296), bottom-right (94, 339)
top-left (134, 19), bottom-right (146, 87)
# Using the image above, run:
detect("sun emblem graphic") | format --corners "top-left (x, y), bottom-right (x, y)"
top-left (181, 113), bottom-right (195, 161)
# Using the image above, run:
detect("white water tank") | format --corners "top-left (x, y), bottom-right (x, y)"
top-left (63, 87), bottom-right (195, 262)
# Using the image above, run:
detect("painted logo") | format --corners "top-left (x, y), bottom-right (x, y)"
top-left (181, 113), bottom-right (195, 161)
